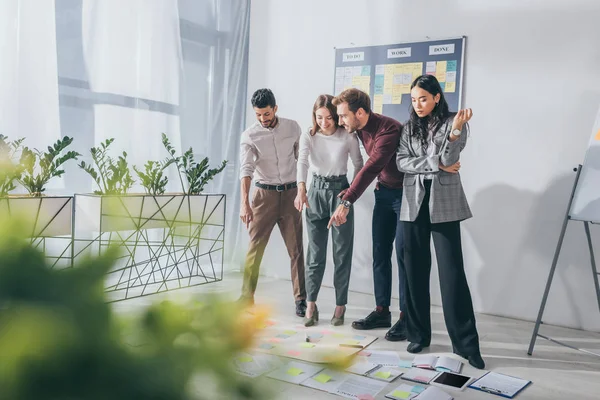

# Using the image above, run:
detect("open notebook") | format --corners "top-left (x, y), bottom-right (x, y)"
top-left (412, 355), bottom-right (462, 373)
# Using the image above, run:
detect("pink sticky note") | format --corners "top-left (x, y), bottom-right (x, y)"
top-left (321, 329), bottom-right (334, 335)
top-left (358, 351), bottom-right (372, 357)
top-left (416, 376), bottom-right (430, 382)
top-left (287, 350), bottom-right (302, 357)
top-left (268, 338), bottom-right (282, 343)
top-left (357, 395), bottom-right (375, 400)
top-left (266, 320), bottom-right (276, 326)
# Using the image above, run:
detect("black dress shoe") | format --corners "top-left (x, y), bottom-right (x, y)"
top-left (295, 300), bottom-right (307, 317)
top-left (351, 309), bottom-right (391, 330)
top-left (452, 346), bottom-right (485, 369)
top-left (407, 342), bottom-right (429, 354)
top-left (467, 353), bottom-right (485, 369)
top-left (385, 318), bottom-right (407, 341)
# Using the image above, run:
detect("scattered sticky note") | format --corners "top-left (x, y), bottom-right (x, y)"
top-left (266, 320), bottom-right (276, 326)
top-left (283, 330), bottom-right (296, 335)
top-left (259, 343), bottom-right (274, 350)
top-left (333, 333), bottom-right (346, 338)
top-left (300, 342), bottom-right (315, 348)
top-left (276, 334), bottom-right (290, 339)
top-left (309, 333), bottom-right (323, 339)
top-left (357, 395), bottom-right (375, 400)
top-left (313, 373), bottom-right (332, 383)
top-left (392, 390), bottom-right (411, 399)
top-left (353, 335), bottom-right (366, 340)
top-left (237, 356), bottom-right (253, 363)
top-left (268, 338), bottom-right (281, 343)
top-left (321, 329), bottom-right (334, 335)
top-left (398, 360), bottom-right (413, 368)
top-left (411, 386), bottom-right (425, 393)
top-left (287, 350), bottom-right (301, 357)
top-left (358, 351), bottom-right (372, 357)
top-left (595, 129), bottom-right (600, 141)
top-left (286, 367), bottom-right (304, 376)
top-left (374, 370), bottom-right (392, 379)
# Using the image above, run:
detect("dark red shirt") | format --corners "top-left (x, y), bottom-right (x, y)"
top-left (342, 113), bottom-right (404, 203)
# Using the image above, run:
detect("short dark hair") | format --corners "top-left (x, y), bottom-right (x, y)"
top-left (332, 88), bottom-right (371, 114)
top-left (251, 88), bottom-right (276, 109)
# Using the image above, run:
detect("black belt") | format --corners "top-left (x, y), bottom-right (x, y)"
top-left (255, 182), bottom-right (297, 192)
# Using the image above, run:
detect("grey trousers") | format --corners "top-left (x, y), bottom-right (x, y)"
top-left (305, 175), bottom-right (353, 305)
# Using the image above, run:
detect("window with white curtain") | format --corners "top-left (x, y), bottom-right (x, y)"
top-left (0, 0), bottom-right (249, 266)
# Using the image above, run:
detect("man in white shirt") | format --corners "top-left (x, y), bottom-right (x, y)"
top-left (238, 89), bottom-right (307, 317)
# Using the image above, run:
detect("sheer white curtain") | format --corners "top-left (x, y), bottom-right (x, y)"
top-left (80, 0), bottom-right (183, 189)
top-left (0, 0), bottom-right (62, 189)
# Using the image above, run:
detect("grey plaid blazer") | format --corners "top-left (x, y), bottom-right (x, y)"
top-left (396, 117), bottom-right (472, 224)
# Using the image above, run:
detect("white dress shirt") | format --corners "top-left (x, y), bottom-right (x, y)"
top-left (239, 117), bottom-right (301, 185)
top-left (296, 127), bottom-right (364, 183)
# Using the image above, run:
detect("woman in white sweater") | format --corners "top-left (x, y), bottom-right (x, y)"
top-left (295, 94), bottom-right (364, 326)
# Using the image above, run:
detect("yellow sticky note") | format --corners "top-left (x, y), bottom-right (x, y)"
top-left (374, 103), bottom-right (383, 114)
top-left (314, 373), bottom-right (332, 383)
top-left (333, 333), bottom-right (346, 338)
top-left (352, 76), bottom-right (362, 87)
top-left (286, 367), bottom-right (304, 376)
top-left (436, 61), bottom-right (447, 82)
top-left (392, 390), bottom-right (411, 399)
top-left (445, 82), bottom-right (456, 93)
top-left (392, 94), bottom-right (402, 104)
top-left (360, 76), bottom-right (371, 92)
top-left (300, 342), bottom-right (315, 348)
top-left (595, 129), bottom-right (600, 141)
top-left (344, 340), bottom-right (360, 345)
top-left (374, 370), bottom-right (391, 379)
top-left (283, 330), bottom-right (296, 335)
top-left (237, 356), bottom-right (253, 363)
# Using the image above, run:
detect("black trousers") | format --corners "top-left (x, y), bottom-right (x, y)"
top-left (403, 180), bottom-right (480, 356)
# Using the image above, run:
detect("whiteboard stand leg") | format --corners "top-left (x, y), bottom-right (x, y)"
top-left (527, 166), bottom-right (582, 356)
top-left (583, 222), bottom-right (600, 314)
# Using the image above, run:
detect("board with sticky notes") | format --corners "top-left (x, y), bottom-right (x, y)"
top-left (334, 37), bottom-right (466, 124)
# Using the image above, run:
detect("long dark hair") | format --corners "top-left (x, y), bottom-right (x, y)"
top-left (310, 94), bottom-right (339, 135)
top-left (408, 75), bottom-right (451, 148)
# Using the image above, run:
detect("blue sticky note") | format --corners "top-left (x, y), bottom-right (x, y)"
top-left (276, 334), bottom-right (290, 339)
top-left (353, 335), bottom-right (366, 340)
top-left (411, 386), bottom-right (425, 393)
top-left (309, 333), bottom-right (323, 339)
top-left (447, 60), bottom-right (457, 72)
top-left (361, 66), bottom-right (371, 76)
top-left (440, 82), bottom-right (446, 91)
top-left (259, 343), bottom-right (274, 349)
top-left (398, 360), bottom-right (413, 368)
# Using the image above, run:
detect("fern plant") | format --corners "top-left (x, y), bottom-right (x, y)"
top-left (133, 159), bottom-right (175, 196)
top-left (0, 134), bottom-right (25, 197)
top-left (162, 133), bottom-right (227, 195)
top-left (18, 136), bottom-right (80, 196)
top-left (78, 138), bottom-right (135, 195)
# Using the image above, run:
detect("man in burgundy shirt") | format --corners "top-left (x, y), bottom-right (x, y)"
top-left (329, 88), bottom-right (406, 342)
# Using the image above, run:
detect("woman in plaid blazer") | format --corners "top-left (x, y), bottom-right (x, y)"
top-left (396, 74), bottom-right (484, 369)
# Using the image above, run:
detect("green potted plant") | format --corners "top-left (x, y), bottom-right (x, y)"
top-left (74, 136), bottom-right (228, 301)
top-left (0, 136), bottom-right (76, 268)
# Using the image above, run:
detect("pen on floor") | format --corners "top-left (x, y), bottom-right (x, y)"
top-left (339, 343), bottom-right (364, 349)
top-left (480, 386), bottom-right (503, 394)
top-left (305, 333), bottom-right (310, 343)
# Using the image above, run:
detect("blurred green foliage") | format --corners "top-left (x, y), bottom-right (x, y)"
top-left (0, 216), bottom-right (271, 400)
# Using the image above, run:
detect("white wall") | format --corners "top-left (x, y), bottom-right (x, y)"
top-left (242, 0), bottom-right (600, 331)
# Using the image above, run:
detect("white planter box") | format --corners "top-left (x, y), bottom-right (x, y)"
top-left (73, 193), bottom-right (226, 301)
top-left (0, 196), bottom-right (73, 269)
